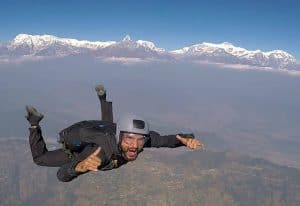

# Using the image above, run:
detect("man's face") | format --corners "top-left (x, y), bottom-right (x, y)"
top-left (120, 132), bottom-right (145, 161)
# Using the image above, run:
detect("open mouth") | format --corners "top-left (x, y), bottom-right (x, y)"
top-left (127, 149), bottom-right (137, 158)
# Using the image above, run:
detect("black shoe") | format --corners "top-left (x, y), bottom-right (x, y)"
top-left (25, 105), bottom-right (44, 126)
top-left (95, 84), bottom-right (107, 99)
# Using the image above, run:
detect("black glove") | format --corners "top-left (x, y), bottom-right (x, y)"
top-left (25, 105), bottom-right (44, 126)
top-left (95, 84), bottom-right (106, 100)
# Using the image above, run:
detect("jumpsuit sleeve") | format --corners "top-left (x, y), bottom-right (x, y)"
top-left (56, 145), bottom-right (107, 182)
top-left (29, 126), bottom-right (71, 167)
top-left (144, 130), bottom-right (195, 148)
top-left (56, 159), bottom-right (86, 182)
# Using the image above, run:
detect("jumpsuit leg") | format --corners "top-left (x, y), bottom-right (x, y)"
top-left (95, 85), bottom-right (113, 122)
top-left (100, 98), bottom-right (113, 122)
top-left (29, 126), bottom-right (71, 167)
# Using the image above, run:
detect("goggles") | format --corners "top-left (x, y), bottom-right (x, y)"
top-left (122, 133), bottom-right (146, 146)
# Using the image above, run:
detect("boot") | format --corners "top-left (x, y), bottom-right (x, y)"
top-left (25, 105), bottom-right (44, 126)
top-left (95, 84), bottom-right (106, 100)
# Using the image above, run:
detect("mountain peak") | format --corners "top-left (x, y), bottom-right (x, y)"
top-left (202, 41), bottom-right (237, 49)
top-left (14, 33), bottom-right (31, 40)
top-left (221, 42), bottom-right (235, 47)
top-left (122, 35), bottom-right (132, 42)
top-left (13, 34), bottom-right (57, 42)
top-left (136, 40), bottom-right (165, 52)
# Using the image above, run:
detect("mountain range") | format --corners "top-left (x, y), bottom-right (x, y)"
top-left (0, 34), bottom-right (298, 70)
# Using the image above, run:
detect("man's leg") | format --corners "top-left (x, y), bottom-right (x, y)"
top-left (95, 84), bottom-right (113, 122)
top-left (29, 127), bottom-right (71, 166)
top-left (26, 106), bottom-right (71, 167)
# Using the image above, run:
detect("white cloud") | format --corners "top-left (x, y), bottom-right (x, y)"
top-left (96, 56), bottom-right (166, 66)
top-left (190, 60), bottom-right (300, 77)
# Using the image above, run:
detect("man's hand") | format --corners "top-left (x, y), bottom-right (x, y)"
top-left (176, 135), bottom-right (205, 150)
top-left (75, 147), bottom-right (102, 173)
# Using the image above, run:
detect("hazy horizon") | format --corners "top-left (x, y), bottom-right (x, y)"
top-left (1, 57), bottom-right (299, 168)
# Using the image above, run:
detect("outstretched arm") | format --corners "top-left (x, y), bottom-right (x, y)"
top-left (144, 131), bottom-right (184, 148)
top-left (176, 135), bottom-right (205, 149)
top-left (144, 131), bottom-right (204, 149)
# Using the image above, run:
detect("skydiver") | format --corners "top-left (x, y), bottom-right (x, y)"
top-left (26, 85), bottom-right (204, 182)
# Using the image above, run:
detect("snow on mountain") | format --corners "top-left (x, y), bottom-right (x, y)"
top-left (108, 35), bottom-right (165, 53)
top-left (4, 34), bottom-right (166, 58)
top-left (0, 34), bottom-right (297, 70)
top-left (171, 42), bottom-right (296, 69)
top-left (6, 34), bottom-right (117, 57)
top-left (136, 40), bottom-right (165, 53)
top-left (10, 34), bottom-right (116, 50)
top-left (93, 35), bottom-right (168, 59)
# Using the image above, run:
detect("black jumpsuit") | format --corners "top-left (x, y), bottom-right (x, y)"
top-left (28, 95), bottom-right (192, 182)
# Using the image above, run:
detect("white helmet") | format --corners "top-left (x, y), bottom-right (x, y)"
top-left (116, 114), bottom-right (149, 143)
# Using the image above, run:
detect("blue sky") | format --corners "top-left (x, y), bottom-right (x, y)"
top-left (1, 0), bottom-right (299, 59)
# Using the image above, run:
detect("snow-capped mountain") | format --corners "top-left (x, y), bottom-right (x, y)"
top-left (0, 34), bottom-right (297, 69)
top-left (171, 42), bottom-right (296, 69)
top-left (4, 34), bottom-right (166, 58)
top-left (10, 34), bottom-right (116, 50)
top-left (94, 35), bottom-right (167, 58)
top-left (5, 34), bottom-right (116, 57)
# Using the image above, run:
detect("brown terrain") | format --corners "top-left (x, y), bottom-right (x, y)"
top-left (1, 139), bottom-right (299, 206)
